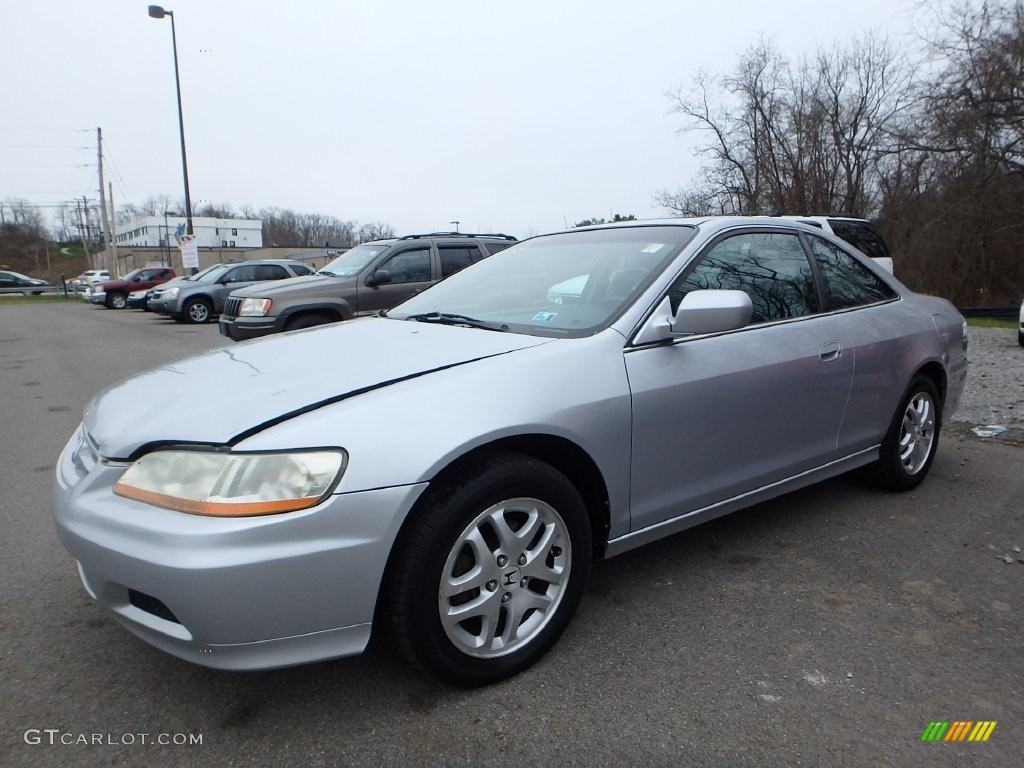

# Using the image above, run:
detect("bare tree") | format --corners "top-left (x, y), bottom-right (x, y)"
top-left (357, 222), bottom-right (395, 242)
top-left (658, 35), bottom-right (913, 218)
top-left (880, 0), bottom-right (1024, 304)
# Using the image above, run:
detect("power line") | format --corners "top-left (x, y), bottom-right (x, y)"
top-left (101, 142), bottom-right (131, 201)
top-left (0, 161), bottom-right (94, 167)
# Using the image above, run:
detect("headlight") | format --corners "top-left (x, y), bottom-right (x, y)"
top-left (129, 290), bottom-right (147, 299)
top-left (239, 298), bottom-right (272, 317)
top-left (113, 449), bottom-right (346, 516)
top-left (162, 286), bottom-right (179, 298)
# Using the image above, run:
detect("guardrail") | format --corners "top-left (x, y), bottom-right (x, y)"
top-left (958, 306), bottom-right (1019, 321)
top-left (0, 284), bottom-right (73, 296)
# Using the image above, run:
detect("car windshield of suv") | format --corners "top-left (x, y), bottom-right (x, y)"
top-left (195, 265), bottom-right (231, 283)
top-left (391, 226), bottom-right (696, 337)
top-left (184, 264), bottom-right (223, 282)
top-left (318, 245), bottom-right (389, 277)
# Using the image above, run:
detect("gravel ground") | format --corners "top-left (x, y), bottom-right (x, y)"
top-left (952, 326), bottom-right (1024, 428)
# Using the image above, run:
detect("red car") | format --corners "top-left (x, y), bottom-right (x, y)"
top-left (89, 267), bottom-right (177, 309)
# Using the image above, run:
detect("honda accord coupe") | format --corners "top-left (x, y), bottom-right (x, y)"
top-left (53, 217), bottom-right (968, 686)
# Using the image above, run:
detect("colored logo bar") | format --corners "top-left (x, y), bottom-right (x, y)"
top-left (921, 721), bottom-right (997, 742)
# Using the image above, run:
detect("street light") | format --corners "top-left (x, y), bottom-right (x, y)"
top-left (449, 220), bottom-right (460, 233)
top-left (148, 5), bottom-right (194, 246)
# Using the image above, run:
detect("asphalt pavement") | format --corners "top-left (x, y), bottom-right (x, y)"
top-left (1, 302), bottom-right (1021, 767)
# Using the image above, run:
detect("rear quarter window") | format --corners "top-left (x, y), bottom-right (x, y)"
top-left (808, 235), bottom-right (897, 309)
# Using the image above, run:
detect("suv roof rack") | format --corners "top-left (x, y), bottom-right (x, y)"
top-left (397, 232), bottom-right (517, 241)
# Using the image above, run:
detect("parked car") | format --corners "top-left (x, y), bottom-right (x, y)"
top-left (1018, 299), bottom-right (1023, 346)
top-left (780, 215), bottom-right (893, 273)
top-left (150, 260), bottom-right (313, 324)
top-left (126, 289), bottom-right (153, 310)
top-left (70, 269), bottom-right (110, 294)
top-left (0, 270), bottom-right (47, 295)
top-left (88, 267), bottom-right (177, 309)
top-left (219, 232), bottom-right (517, 340)
top-left (53, 217), bottom-right (968, 687)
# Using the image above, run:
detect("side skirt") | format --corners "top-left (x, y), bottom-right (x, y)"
top-left (604, 446), bottom-right (879, 558)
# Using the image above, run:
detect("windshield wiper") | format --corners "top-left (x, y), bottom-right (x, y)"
top-left (404, 311), bottom-right (508, 332)
top-left (316, 270), bottom-right (339, 277)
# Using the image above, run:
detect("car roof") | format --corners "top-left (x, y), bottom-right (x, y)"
top-left (559, 215), bottom-right (828, 234)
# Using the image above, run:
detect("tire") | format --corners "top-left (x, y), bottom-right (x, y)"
top-left (285, 313), bottom-right (333, 331)
top-left (183, 297), bottom-right (213, 324)
top-left (386, 451), bottom-right (592, 687)
top-left (1018, 330), bottom-right (1023, 347)
top-left (107, 292), bottom-right (127, 309)
top-left (871, 375), bottom-right (942, 491)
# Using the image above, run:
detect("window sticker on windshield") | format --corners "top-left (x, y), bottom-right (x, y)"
top-left (641, 243), bottom-right (665, 253)
top-left (532, 311), bottom-right (558, 322)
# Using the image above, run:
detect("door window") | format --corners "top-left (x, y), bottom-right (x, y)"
top-left (382, 248), bottom-right (431, 284)
top-left (256, 264), bottom-right (290, 280)
top-left (439, 245), bottom-right (482, 277)
top-left (225, 264), bottom-right (258, 282)
top-left (668, 232), bottom-right (819, 324)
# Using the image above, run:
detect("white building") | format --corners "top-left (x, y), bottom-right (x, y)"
top-left (116, 216), bottom-right (263, 249)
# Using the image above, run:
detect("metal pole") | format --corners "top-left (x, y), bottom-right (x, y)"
top-left (97, 128), bottom-right (115, 278)
top-left (108, 181), bottom-right (118, 268)
top-left (166, 12), bottom-right (194, 242)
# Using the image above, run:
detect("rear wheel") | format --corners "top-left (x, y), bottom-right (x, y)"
top-left (184, 297), bottom-right (213, 324)
top-left (871, 375), bottom-right (941, 491)
top-left (386, 452), bottom-right (591, 687)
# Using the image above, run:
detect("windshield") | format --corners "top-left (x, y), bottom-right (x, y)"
top-left (318, 244), bottom-right (390, 277)
top-left (194, 265), bottom-right (230, 283)
top-left (185, 264), bottom-right (224, 281)
top-left (391, 226), bottom-right (696, 337)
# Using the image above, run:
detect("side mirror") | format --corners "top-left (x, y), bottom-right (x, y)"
top-left (366, 269), bottom-right (391, 287)
top-left (670, 289), bottom-right (752, 336)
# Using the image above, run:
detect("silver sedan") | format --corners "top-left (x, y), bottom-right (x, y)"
top-left (53, 217), bottom-right (968, 686)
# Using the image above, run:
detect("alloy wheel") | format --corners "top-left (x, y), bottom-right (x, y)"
top-left (438, 497), bottom-right (571, 659)
top-left (899, 391), bottom-right (935, 475)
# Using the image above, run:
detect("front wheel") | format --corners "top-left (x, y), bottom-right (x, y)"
top-left (106, 292), bottom-right (127, 309)
top-left (386, 451), bottom-right (591, 687)
top-left (285, 313), bottom-right (333, 331)
top-left (183, 298), bottom-right (212, 324)
top-left (871, 375), bottom-right (942, 491)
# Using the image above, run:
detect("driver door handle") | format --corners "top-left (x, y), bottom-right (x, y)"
top-left (819, 341), bottom-right (842, 362)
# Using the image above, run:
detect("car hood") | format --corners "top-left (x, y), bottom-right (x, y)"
top-left (85, 318), bottom-right (551, 459)
top-left (228, 273), bottom-right (348, 298)
top-left (151, 276), bottom-right (191, 292)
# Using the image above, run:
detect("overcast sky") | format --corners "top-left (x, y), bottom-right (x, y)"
top-left (3, 0), bottom-right (925, 238)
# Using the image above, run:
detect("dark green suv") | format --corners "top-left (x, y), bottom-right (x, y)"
top-left (218, 232), bottom-right (516, 341)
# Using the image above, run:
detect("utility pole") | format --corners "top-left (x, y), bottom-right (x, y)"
top-left (108, 181), bottom-right (118, 271)
top-left (97, 128), bottom-right (115, 277)
top-left (75, 198), bottom-right (91, 268)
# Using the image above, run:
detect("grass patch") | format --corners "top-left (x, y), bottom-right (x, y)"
top-left (965, 316), bottom-right (1017, 329)
top-left (0, 293), bottom-right (82, 305)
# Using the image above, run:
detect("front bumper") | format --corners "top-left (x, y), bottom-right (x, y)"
top-left (87, 291), bottom-right (106, 304)
top-left (53, 427), bottom-right (427, 670)
top-left (148, 297), bottom-right (175, 316)
top-left (218, 314), bottom-right (280, 341)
